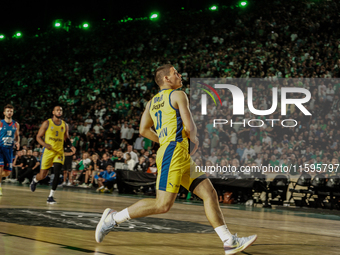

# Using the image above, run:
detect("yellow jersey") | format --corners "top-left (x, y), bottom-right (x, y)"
top-left (45, 118), bottom-right (65, 154)
top-left (149, 89), bottom-right (188, 147)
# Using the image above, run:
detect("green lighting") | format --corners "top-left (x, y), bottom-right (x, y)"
top-left (181, 7), bottom-right (184, 9)
top-left (103, 18), bottom-right (105, 21)
top-left (55, 23), bottom-right (61, 27)
top-left (150, 14), bottom-right (158, 19)
top-left (209, 5), bottom-right (218, 11)
top-left (0, 35), bottom-right (4, 39)
top-left (83, 23), bottom-right (89, 28)
top-left (240, 1), bottom-right (247, 6)
top-left (16, 32), bottom-right (21, 37)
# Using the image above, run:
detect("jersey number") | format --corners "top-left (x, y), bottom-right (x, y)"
top-left (155, 110), bottom-right (162, 130)
top-left (56, 131), bottom-right (58, 136)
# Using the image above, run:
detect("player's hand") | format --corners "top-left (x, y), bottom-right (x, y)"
top-left (45, 144), bottom-right (52, 150)
top-left (15, 142), bottom-right (20, 150)
top-left (190, 136), bottom-right (199, 156)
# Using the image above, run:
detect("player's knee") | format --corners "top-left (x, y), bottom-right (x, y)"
top-left (3, 171), bottom-right (10, 177)
top-left (202, 187), bottom-right (218, 202)
top-left (156, 202), bottom-right (173, 214)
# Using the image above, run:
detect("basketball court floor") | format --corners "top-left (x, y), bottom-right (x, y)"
top-left (0, 184), bottom-right (339, 255)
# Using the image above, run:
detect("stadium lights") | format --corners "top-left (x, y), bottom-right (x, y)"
top-left (150, 13), bottom-right (159, 20)
top-left (209, 5), bottom-right (218, 11)
top-left (240, 1), bottom-right (248, 7)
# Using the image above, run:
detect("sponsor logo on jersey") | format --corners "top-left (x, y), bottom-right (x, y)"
top-left (49, 137), bottom-right (63, 142)
top-left (151, 101), bottom-right (165, 111)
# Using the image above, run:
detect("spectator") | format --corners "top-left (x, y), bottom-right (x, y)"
top-left (17, 150), bottom-right (39, 184)
top-left (125, 153), bottom-right (136, 171)
top-left (134, 156), bottom-right (148, 172)
top-left (95, 164), bottom-right (116, 193)
top-left (124, 145), bottom-right (138, 162)
top-left (134, 134), bottom-right (145, 151)
top-left (113, 151), bottom-right (125, 170)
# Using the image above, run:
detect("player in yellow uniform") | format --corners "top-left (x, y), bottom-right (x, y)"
top-left (31, 106), bottom-right (75, 204)
top-left (96, 65), bottom-right (257, 254)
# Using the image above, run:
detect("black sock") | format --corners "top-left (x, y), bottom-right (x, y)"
top-left (52, 163), bottom-right (62, 191)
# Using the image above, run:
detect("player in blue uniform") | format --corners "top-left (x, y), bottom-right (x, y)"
top-left (0, 104), bottom-right (20, 196)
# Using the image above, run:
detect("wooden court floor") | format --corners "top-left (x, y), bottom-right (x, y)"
top-left (0, 184), bottom-right (340, 255)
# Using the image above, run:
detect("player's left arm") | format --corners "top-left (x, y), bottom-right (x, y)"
top-left (15, 123), bottom-right (20, 150)
top-left (140, 101), bottom-right (159, 143)
top-left (64, 123), bottom-right (76, 155)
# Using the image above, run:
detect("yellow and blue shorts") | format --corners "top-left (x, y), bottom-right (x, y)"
top-left (41, 148), bottom-right (65, 170)
top-left (156, 141), bottom-right (206, 193)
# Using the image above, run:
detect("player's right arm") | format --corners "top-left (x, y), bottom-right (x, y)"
top-left (36, 120), bottom-right (53, 150)
top-left (172, 91), bottom-right (199, 154)
top-left (140, 101), bottom-right (159, 143)
top-left (172, 91), bottom-right (198, 139)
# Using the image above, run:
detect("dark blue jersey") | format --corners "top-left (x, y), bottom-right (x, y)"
top-left (0, 119), bottom-right (17, 148)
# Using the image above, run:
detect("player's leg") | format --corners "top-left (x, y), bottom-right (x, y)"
top-left (193, 178), bottom-right (257, 254)
top-left (35, 168), bottom-right (50, 181)
top-left (125, 142), bottom-right (180, 218)
top-left (126, 189), bottom-right (177, 218)
top-left (0, 167), bottom-right (11, 196)
top-left (0, 147), bottom-right (4, 182)
top-left (30, 151), bottom-right (52, 192)
top-left (31, 168), bottom-right (49, 192)
top-left (34, 150), bottom-right (54, 181)
top-left (95, 189), bottom-right (177, 242)
top-left (193, 178), bottom-right (225, 227)
top-left (47, 162), bottom-right (62, 204)
top-left (95, 142), bottom-right (181, 243)
top-left (0, 148), bottom-right (13, 195)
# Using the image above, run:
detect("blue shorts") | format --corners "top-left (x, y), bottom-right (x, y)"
top-left (0, 146), bottom-right (13, 171)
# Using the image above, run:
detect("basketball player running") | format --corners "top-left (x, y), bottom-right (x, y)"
top-left (0, 104), bottom-right (20, 196)
top-left (30, 106), bottom-right (76, 204)
top-left (96, 65), bottom-right (257, 254)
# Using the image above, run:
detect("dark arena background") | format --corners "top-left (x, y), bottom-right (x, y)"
top-left (1, 0), bottom-right (340, 254)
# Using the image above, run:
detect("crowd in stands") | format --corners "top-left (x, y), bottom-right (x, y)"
top-left (1, 0), bottom-right (340, 194)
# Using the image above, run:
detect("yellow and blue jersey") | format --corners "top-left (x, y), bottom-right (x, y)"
top-left (150, 89), bottom-right (204, 193)
top-left (45, 118), bottom-right (65, 154)
top-left (149, 89), bottom-right (188, 147)
top-left (40, 119), bottom-right (66, 170)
